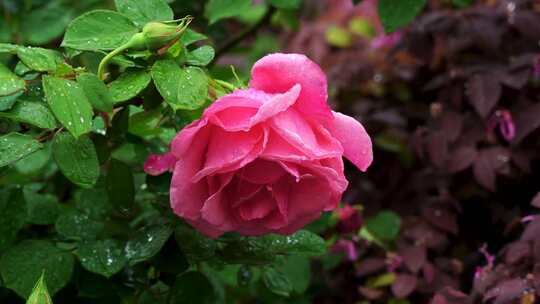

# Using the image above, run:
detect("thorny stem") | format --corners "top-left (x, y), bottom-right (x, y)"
top-left (212, 7), bottom-right (276, 64)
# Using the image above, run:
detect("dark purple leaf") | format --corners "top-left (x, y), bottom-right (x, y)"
top-left (484, 278), bottom-right (528, 304)
top-left (358, 286), bottom-right (384, 300)
top-left (446, 146), bottom-right (477, 173)
top-left (440, 111), bottom-right (463, 143)
top-left (513, 103), bottom-right (540, 143)
top-left (401, 245), bottom-right (426, 273)
top-left (435, 287), bottom-right (470, 304)
top-left (422, 205), bottom-right (458, 235)
top-left (504, 241), bottom-right (531, 265)
top-left (521, 218), bottom-right (540, 242)
top-left (427, 131), bottom-right (448, 168)
top-left (355, 258), bottom-right (386, 277)
top-left (499, 68), bottom-right (531, 89)
top-left (404, 222), bottom-right (448, 249)
top-left (472, 147), bottom-right (510, 191)
top-left (533, 239), bottom-right (540, 262)
top-left (466, 74), bottom-right (501, 118)
top-left (391, 274), bottom-right (418, 298)
top-left (532, 192), bottom-right (540, 208)
top-left (468, 18), bottom-right (500, 50)
top-left (512, 150), bottom-right (532, 173)
top-left (430, 294), bottom-right (447, 304)
top-left (473, 151), bottom-right (497, 191)
top-left (423, 262), bottom-right (435, 284)
top-left (512, 11), bottom-right (540, 41)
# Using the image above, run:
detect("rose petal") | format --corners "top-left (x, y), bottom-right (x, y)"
top-left (326, 111), bottom-right (373, 171)
top-left (238, 159), bottom-right (285, 184)
top-left (249, 53), bottom-right (332, 121)
top-left (271, 108), bottom-right (343, 159)
top-left (192, 126), bottom-right (267, 182)
top-left (144, 152), bottom-right (177, 176)
top-left (237, 190), bottom-right (276, 221)
top-left (170, 118), bottom-right (208, 158)
top-left (205, 85), bottom-right (300, 132)
top-left (170, 127), bottom-right (211, 220)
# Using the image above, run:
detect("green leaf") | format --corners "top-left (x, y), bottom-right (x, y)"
top-left (25, 273), bottom-right (53, 304)
top-left (52, 132), bottom-right (100, 188)
top-left (0, 63), bottom-right (25, 96)
top-left (452, 0), bottom-right (473, 7)
top-left (367, 272), bottom-right (396, 288)
top-left (181, 30), bottom-right (208, 46)
top-left (114, 0), bottom-right (174, 28)
top-left (151, 60), bottom-right (208, 110)
top-left (55, 209), bottom-right (104, 240)
top-left (74, 185), bottom-right (112, 220)
top-left (365, 211), bottom-right (401, 241)
top-left (0, 133), bottom-right (43, 168)
top-left (0, 240), bottom-right (74, 298)
top-left (0, 91), bottom-right (22, 111)
top-left (42, 76), bottom-right (93, 138)
top-left (23, 188), bottom-right (60, 225)
top-left (21, 3), bottom-right (74, 45)
top-left (128, 107), bottom-right (162, 137)
top-left (268, 0), bottom-right (301, 9)
top-left (106, 159), bottom-right (135, 212)
top-left (108, 69), bottom-right (151, 103)
top-left (221, 230), bottom-right (326, 265)
top-left (169, 271), bottom-right (217, 304)
top-left (174, 225), bottom-right (217, 262)
top-left (186, 45), bottom-right (215, 66)
top-left (125, 225), bottom-right (172, 266)
top-left (77, 239), bottom-right (127, 278)
top-left (14, 145), bottom-right (51, 175)
top-left (378, 0), bottom-right (426, 33)
top-left (77, 73), bottom-right (114, 112)
top-left (276, 255), bottom-right (311, 293)
top-left (16, 47), bottom-right (64, 72)
top-left (262, 267), bottom-right (293, 297)
top-left (0, 189), bottom-right (27, 251)
top-left (205, 0), bottom-right (252, 24)
top-left (0, 100), bottom-right (57, 129)
top-left (61, 10), bottom-right (138, 51)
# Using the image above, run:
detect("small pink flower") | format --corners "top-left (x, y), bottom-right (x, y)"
top-left (336, 205), bottom-right (363, 233)
top-left (474, 244), bottom-right (495, 280)
top-left (162, 53), bottom-right (373, 238)
top-left (144, 152), bottom-right (176, 176)
top-left (331, 239), bottom-right (358, 261)
top-left (386, 253), bottom-right (403, 272)
top-left (487, 109), bottom-right (515, 142)
top-left (371, 32), bottom-right (402, 49)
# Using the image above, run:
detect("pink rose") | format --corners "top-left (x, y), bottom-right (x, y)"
top-left (147, 53), bottom-right (372, 237)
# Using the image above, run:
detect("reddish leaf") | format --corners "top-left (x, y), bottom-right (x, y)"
top-left (484, 278), bottom-right (528, 304)
top-left (473, 148), bottom-right (510, 191)
top-left (466, 74), bottom-right (501, 118)
top-left (391, 274), bottom-right (418, 299)
top-left (401, 245), bottom-right (427, 273)
top-left (427, 131), bottom-right (448, 168)
top-left (423, 262), bottom-right (436, 284)
top-left (504, 241), bottom-right (531, 265)
top-left (422, 205), bottom-right (458, 235)
top-left (446, 146), bottom-right (477, 173)
top-left (521, 218), bottom-right (540, 242)
top-left (473, 151), bottom-right (496, 191)
top-left (440, 111), bottom-right (463, 142)
top-left (512, 11), bottom-right (540, 41)
top-left (513, 103), bottom-right (540, 143)
top-left (531, 192), bottom-right (540, 208)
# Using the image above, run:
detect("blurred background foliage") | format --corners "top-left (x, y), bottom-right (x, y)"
top-left (1, 0), bottom-right (540, 303)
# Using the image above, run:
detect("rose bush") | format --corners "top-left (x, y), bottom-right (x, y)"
top-left (146, 53), bottom-right (373, 237)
